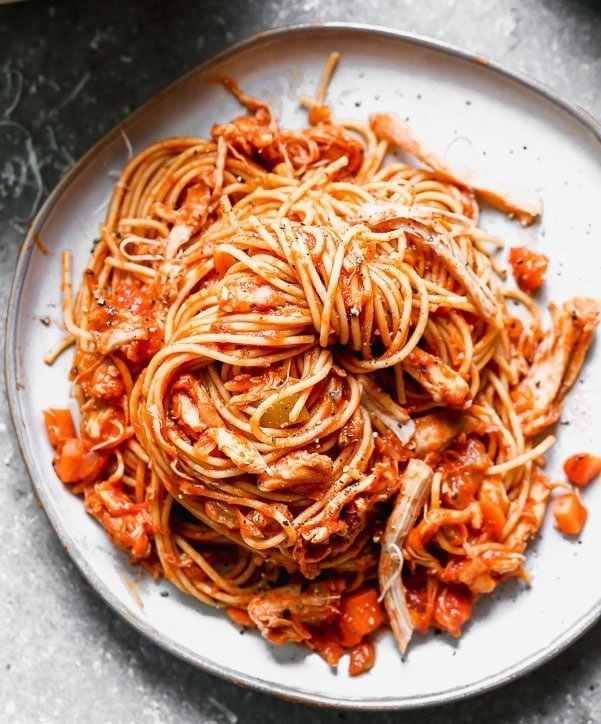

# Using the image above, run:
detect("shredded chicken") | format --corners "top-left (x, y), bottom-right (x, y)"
top-left (378, 459), bottom-right (434, 653)
top-left (514, 298), bottom-right (600, 436)
top-left (370, 113), bottom-right (542, 226)
top-left (89, 280), bottom-right (163, 364)
top-left (94, 326), bottom-right (148, 355)
top-left (85, 481), bottom-right (152, 559)
top-left (247, 581), bottom-right (343, 645)
top-left (171, 374), bottom-right (223, 433)
top-left (219, 274), bottom-right (290, 313)
top-left (404, 348), bottom-right (471, 408)
top-left (258, 450), bottom-right (333, 492)
top-left (171, 392), bottom-right (207, 435)
top-left (358, 374), bottom-right (415, 444)
top-left (412, 412), bottom-right (465, 455)
top-left (208, 428), bottom-right (269, 474)
top-left (88, 361), bottom-right (125, 400)
top-left (440, 549), bottom-right (525, 594)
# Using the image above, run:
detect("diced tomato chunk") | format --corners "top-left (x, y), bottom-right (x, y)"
top-left (225, 606), bottom-right (254, 627)
top-left (54, 437), bottom-right (107, 483)
top-left (43, 408), bottom-right (76, 447)
top-left (479, 480), bottom-right (508, 540)
top-left (506, 316), bottom-right (524, 343)
top-left (563, 453), bottom-right (601, 487)
top-left (553, 493), bottom-right (587, 536)
top-left (308, 103), bottom-right (332, 125)
top-left (348, 641), bottom-right (376, 676)
top-left (338, 588), bottom-right (385, 647)
top-left (433, 585), bottom-right (474, 637)
top-left (509, 246), bottom-right (548, 292)
top-left (479, 498), bottom-right (506, 539)
top-left (112, 280), bottom-right (154, 316)
top-left (311, 629), bottom-right (345, 667)
top-left (214, 247), bottom-right (237, 277)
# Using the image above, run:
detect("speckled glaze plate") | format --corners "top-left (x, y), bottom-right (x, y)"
top-left (6, 24), bottom-right (601, 710)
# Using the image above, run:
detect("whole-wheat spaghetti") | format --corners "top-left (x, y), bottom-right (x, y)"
top-left (43, 56), bottom-right (600, 675)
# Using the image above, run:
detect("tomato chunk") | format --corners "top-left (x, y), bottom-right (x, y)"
top-left (509, 246), bottom-right (548, 292)
top-left (479, 498), bottom-right (506, 539)
top-left (54, 437), bottom-right (107, 483)
top-left (311, 630), bottom-right (345, 667)
top-left (506, 315), bottom-right (524, 343)
top-left (225, 606), bottom-right (254, 628)
top-left (339, 588), bottom-right (385, 647)
top-left (553, 493), bottom-right (587, 536)
top-left (214, 247), bottom-right (237, 277)
top-left (349, 641), bottom-right (376, 676)
top-left (433, 585), bottom-right (474, 637)
top-left (564, 453), bottom-right (601, 487)
top-left (308, 103), bottom-right (332, 125)
top-left (43, 408), bottom-right (76, 447)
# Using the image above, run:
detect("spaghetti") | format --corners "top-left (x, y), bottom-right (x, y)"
top-left (44, 56), bottom-right (600, 675)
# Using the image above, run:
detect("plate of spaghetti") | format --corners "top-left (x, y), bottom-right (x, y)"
top-left (7, 24), bottom-right (601, 709)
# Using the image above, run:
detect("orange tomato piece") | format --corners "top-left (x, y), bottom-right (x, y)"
top-left (508, 246), bottom-right (548, 292)
top-left (183, 182), bottom-right (210, 209)
top-left (311, 630), bottom-right (345, 667)
top-left (479, 498), bottom-right (506, 540)
top-left (563, 454), bottom-right (601, 487)
top-left (43, 408), bottom-right (76, 448)
top-left (553, 493), bottom-right (587, 536)
top-left (339, 589), bottom-right (385, 647)
top-left (348, 641), bottom-right (376, 676)
top-left (214, 247), bottom-right (236, 277)
top-left (225, 607), bottom-right (254, 628)
top-left (506, 315), bottom-right (524, 343)
top-left (308, 103), bottom-right (332, 125)
top-left (433, 585), bottom-right (474, 637)
top-left (54, 437), bottom-right (107, 483)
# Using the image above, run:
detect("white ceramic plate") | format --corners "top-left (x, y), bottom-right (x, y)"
top-left (6, 24), bottom-right (601, 710)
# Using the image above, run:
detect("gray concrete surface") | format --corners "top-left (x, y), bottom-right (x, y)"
top-left (1, 1), bottom-right (600, 722)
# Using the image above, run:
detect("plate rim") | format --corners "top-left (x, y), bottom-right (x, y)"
top-left (5, 22), bottom-right (601, 711)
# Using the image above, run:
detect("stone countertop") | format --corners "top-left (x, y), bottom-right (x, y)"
top-left (1, 1), bottom-right (600, 722)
